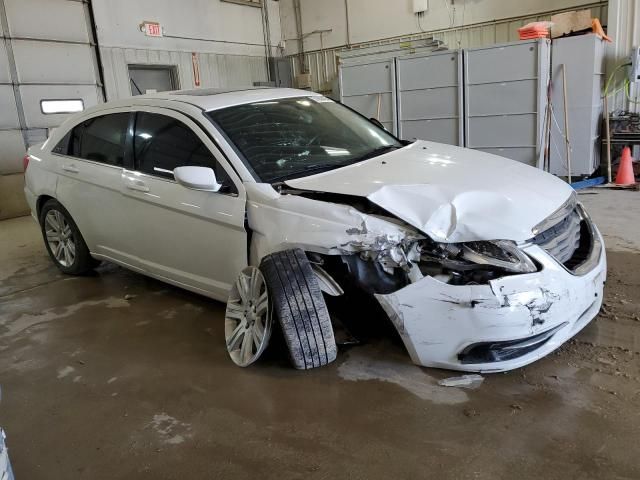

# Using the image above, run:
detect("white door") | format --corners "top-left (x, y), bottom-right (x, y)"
top-left (120, 108), bottom-right (247, 300)
top-left (53, 110), bottom-right (135, 265)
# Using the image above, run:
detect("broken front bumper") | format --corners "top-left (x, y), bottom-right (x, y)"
top-left (375, 228), bottom-right (607, 373)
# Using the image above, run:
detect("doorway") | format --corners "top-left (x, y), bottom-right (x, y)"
top-left (128, 65), bottom-right (179, 96)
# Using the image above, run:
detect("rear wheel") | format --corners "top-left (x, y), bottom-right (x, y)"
top-left (260, 249), bottom-right (337, 369)
top-left (39, 199), bottom-right (99, 275)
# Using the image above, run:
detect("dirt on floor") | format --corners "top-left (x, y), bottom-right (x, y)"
top-left (1, 204), bottom-right (639, 479)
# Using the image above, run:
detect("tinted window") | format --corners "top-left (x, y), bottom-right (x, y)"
top-left (206, 97), bottom-right (402, 183)
top-left (55, 113), bottom-right (130, 166)
top-left (52, 131), bottom-right (71, 155)
top-left (133, 112), bottom-right (233, 190)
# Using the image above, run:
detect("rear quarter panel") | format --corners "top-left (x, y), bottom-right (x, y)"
top-left (25, 142), bottom-right (58, 218)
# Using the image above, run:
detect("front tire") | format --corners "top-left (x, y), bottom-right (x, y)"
top-left (260, 249), bottom-right (337, 369)
top-left (39, 199), bottom-right (99, 275)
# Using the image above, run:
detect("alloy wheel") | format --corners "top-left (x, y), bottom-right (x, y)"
top-left (44, 210), bottom-right (76, 267)
top-left (225, 266), bottom-right (272, 367)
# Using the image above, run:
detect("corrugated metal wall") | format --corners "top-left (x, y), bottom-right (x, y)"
top-left (289, 2), bottom-right (609, 95)
top-left (100, 47), bottom-right (268, 100)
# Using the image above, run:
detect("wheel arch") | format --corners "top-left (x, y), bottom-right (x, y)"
top-left (259, 248), bottom-right (337, 369)
top-left (36, 194), bottom-right (56, 219)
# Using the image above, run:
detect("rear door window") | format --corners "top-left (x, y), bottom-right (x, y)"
top-left (133, 112), bottom-right (234, 191)
top-left (54, 113), bottom-right (130, 166)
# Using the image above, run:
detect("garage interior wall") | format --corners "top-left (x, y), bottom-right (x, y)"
top-left (0, 0), bottom-right (281, 220)
top-left (2, 0), bottom-right (637, 222)
top-left (0, 0), bottom-right (103, 219)
top-left (92, 0), bottom-right (282, 100)
top-left (279, 0), bottom-right (608, 93)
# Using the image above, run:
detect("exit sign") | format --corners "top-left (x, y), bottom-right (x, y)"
top-left (141, 21), bottom-right (162, 37)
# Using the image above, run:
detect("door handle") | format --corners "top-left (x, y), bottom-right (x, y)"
top-left (126, 180), bottom-right (150, 193)
top-left (62, 164), bottom-right (79, 173)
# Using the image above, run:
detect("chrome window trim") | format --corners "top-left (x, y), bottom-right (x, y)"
top-left (51, 152), bottom-right (124, 170)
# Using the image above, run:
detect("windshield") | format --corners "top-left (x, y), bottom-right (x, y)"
top-left (206, 96), bottom-right (403, 183)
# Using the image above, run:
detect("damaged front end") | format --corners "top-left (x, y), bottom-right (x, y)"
top-left (330, 230), bottom-right (542, 296)
top-left (247, 184), bottom-right (606, 373)
top-left (283, 188), bottom-right (540, 292)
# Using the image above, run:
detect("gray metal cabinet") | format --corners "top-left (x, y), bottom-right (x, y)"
top-left (339, 58), bottom-right (397, 135)
top-left (464, 40), bottom-right (551, 167)
top-left (396, 50), bottom-right (463, 145)
top-left (549, 34), bottom-right (605, 177)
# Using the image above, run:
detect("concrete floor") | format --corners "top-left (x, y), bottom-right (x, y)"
top-left (1, 189), bottom-right (639, 479)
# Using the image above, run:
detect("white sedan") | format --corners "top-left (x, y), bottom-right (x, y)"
top-left (23, 88), bottom-right (606, 372)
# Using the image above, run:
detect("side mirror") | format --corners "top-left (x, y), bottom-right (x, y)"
top-left (369, 117), bottom-right (386, 130)
top-left (174, 166), bottom-right (221, 192)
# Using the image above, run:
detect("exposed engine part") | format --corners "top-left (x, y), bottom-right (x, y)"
top-left (359, 241), bottom-right (421, 275)
top-left (341, 254), bottom-right (408, 294)
top-left (330, 235), bottom-right (540, 293)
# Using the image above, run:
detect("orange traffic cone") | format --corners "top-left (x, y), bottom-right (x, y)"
top-left (615, 146), bottom-right (636, 185)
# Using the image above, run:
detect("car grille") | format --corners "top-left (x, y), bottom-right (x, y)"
top-left (532, 207), bottom-right (582, 264)
top-left (530, 195), bottom-right (594, 272)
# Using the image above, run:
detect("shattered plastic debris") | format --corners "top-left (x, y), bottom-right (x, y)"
top-left (438, 374), bottom-right (484, 389)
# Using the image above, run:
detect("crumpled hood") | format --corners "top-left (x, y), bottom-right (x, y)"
top-left (285, 141), bottom-right (574, 243)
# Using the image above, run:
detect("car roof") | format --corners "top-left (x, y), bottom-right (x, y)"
top-left (102, 87), bottom-right (323, 112)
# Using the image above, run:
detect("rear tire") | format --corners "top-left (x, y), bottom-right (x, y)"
top-left (260, 249), bottom-right (337, 369)
top-left (39, 199), bottom-right (99, 275)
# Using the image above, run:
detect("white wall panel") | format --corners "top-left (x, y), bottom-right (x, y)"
top-left (91, 0), bottom-right (280, 56)
top-left (19, 84), bottom-right (100, 128)
top-left (0, 0), bottom-right (102, 178)
top-left (0, 130), bottom-right (25, 174)
top-left (0, 43), bottom-right (10, 83)
top-left (0, 86), bottom-right (19, 128)
top-left (12, 40), bottom-right (96, 84)
top-left (5, 0), bottom-right (89, 42)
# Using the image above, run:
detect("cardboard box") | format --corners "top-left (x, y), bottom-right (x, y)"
top-left (295, 73), bottom-right (312, 89)
top-left (551, 10), bottom-right (592, 38)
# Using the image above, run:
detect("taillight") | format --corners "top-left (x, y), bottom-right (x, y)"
top-left (23, 154), bottom-right (30, 172)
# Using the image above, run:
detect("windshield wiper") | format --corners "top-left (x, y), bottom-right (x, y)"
top-left (352, 144), bottom-right (401, 162)
top-left (268, 163), bottom-right (347, 184)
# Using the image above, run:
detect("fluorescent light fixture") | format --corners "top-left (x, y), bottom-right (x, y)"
top-left (40, 99), bottom-right (84, 114)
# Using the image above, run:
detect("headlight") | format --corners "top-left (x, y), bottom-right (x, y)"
top-left (461, 240), bottom-right (537, 273)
